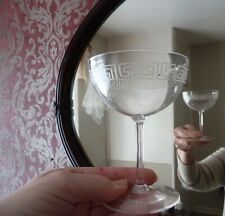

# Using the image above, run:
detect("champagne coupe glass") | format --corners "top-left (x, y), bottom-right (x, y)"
top-left (182, 89), bottom-right (219, 140)
top-left (88, 50), bottom-right (189, 214)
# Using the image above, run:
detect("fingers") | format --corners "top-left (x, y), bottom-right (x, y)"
top-left (174, 124), bottom-right (209, 152)
top-left (43, 167), bottom-right (157, 186)
top-left (38, 167), bottom-right (157, 205)
top-left (66, 167), bottom-right (157, 186)
top-left (184, 123), bottom-right (196, 130)
top-left (174, 137), bottom-right (197, 151)
top-left (38, 171), bottom-right (128, 203)
top-left (62, 173), bottom-right (128, 203)
top-left (174, 124), bottom-right (202, 139)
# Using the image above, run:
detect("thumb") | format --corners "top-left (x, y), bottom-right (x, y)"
top-left (68, 174), bottom-right (128, 203)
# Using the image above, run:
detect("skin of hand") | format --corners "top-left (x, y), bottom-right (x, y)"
top-left (174, 124), bottom-right (210, 164)
top-left (0, 167), bottom-right (157, 216)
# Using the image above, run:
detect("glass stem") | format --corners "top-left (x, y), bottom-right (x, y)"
top-left (199, 111), bottom-right (204, 132)
top-left (136, 120), bottom-right (146, 185)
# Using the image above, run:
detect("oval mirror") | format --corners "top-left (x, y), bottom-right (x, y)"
top-left (56, 0), bottom-right (225, 213)
top-left (57, 0), bottom-right (225, 166)
top-left (56, 0), bottom-right (125, 166)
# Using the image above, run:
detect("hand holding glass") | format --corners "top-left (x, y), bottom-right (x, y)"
top-left (88, 50), bottom-right (189, 214)
top-left (182, 90), bottom-right (219, 141)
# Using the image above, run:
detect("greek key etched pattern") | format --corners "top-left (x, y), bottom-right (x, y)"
top-left (94, 62), bottom-right (187, 89)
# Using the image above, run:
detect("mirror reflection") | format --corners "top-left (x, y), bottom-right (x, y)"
top-left (72, 0), bottom-right (225, 214)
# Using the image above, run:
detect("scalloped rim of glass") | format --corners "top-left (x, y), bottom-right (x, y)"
top-left (89, 49), bottom-right (189, 67)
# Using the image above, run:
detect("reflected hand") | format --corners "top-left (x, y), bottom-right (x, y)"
top-left (174, 124), bottom-right (210, 152)
top-left (0, 167), bottom-right (157, 216)
top-left (174, 124), bottom-right (210, 164)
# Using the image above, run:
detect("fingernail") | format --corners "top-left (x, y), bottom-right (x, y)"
top-left (112, 179), bottom-right (128, 189)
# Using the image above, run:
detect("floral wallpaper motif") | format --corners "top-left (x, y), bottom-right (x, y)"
top-left (0, 0), bottom-right (98, 197)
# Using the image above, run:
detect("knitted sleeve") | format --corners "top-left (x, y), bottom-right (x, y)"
top-left (177, 147), bottom-right (225, 191)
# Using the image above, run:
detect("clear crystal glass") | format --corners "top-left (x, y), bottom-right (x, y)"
top-left (88, 50), bottom-right (189, 214)
top-left (182, 89), bottom-right (219, 141)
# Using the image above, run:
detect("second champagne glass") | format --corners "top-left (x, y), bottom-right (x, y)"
top-left (88, 50), bottom-right (189, 214)
top-left (182, 89), bottom-right (219, 140)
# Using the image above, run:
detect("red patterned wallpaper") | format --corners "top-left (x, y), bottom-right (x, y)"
top-left (0, 0), bottom-right (98, 197)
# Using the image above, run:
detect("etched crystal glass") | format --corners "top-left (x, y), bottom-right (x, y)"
top-left (88, 50), bottom-right (189, 214)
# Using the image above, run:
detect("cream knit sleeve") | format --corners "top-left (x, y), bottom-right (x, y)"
top-left (177, 147), bottom-right (225, 191)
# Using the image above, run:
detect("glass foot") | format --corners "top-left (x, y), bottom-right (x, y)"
top-left (103, 184), bottom-right (180, 215)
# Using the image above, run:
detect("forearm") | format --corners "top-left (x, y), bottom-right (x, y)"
top-left (177, 148), bottom-right (225, 191)
top-left (177, 151), bottom-right (200, 187)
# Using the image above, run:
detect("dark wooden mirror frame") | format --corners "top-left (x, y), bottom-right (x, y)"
top-left (56, 0), bottom-right (125, 167)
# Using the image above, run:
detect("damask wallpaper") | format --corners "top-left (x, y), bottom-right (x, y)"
top-left (0, 0), bottom-right (98, 197)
